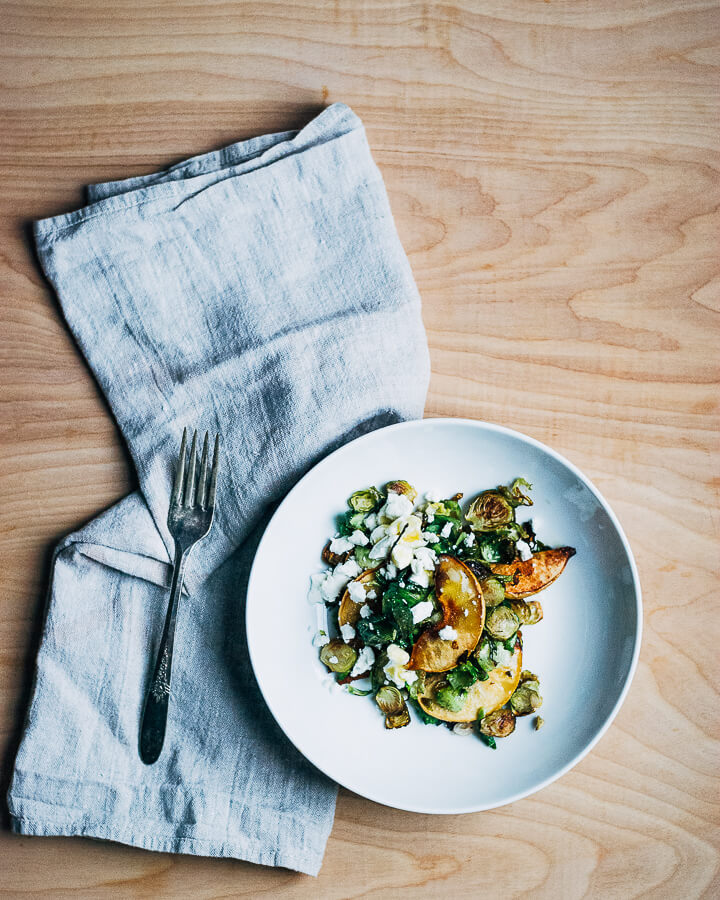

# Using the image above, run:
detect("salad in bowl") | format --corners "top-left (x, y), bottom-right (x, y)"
top-left (308, 479), bottom-right (575, 748)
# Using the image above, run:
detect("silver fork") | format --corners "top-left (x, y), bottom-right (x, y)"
top-left (139, 428), bottom-right (220, 764)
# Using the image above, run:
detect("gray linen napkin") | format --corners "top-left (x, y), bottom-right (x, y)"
top-left (7, 103), bottom-right (430, 875)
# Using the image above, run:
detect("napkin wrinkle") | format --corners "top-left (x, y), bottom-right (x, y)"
top-left (8, 103), bottom-right (429, 877)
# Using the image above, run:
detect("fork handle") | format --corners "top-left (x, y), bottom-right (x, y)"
top-left (139, 545), bottom-right (188, 764)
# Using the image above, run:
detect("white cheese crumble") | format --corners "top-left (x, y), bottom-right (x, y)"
top-left (494, 646), bottom-right (513, 667)
top-left (359, 603), bottom-right (372, 619)
top-left (329, 535), bottom-right (354, 554)
top-left (425, 509), bottom-right (435, 523)
top-left (464, 532), bottom-right (476, 547)
top-left (369, 535), bottom-right (393, 559)
top-left (439, 625), bottom-right (458, 641)
top-left (366, 590), bottom-right (377, 600)
top-left (422, 531), bottom-right (439, 543)
top-left (347, 580), bottom-right (367, 604)
top-left (440, 522), bottom-right (452, 539)
top-left (411, 599), bottom-right (434, 624)
top-left (380, 492), bottom-right (414, 521)
top-left (413, 546), bottom-right (437, 570)
top-left (516, 540), bottom-right (533, 561)
top-left (409, 569), bottom-right (431, 588)
top-left (383, 643), bottom-right (414, 688)
top-left (350, 529), bottom-right (369, 546)
top-left (370, 524), bottom-right (387, 543)
top-left (340, 623), bottom-right (356, 642)
top-left (364, 513), bottom-right (378, 530)
top-left (351, 645), bottom-right (375, 677)
top-left (312, 631), bottom-right (330, 647)
top-left (336, 559), bottom-right (361, 578)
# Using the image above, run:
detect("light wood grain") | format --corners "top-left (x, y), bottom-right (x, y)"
top-left (1, 1), bottom-right (719, 897)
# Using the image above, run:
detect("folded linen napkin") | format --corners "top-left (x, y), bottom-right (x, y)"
top-left (7, 103), bottom-right (430, 875)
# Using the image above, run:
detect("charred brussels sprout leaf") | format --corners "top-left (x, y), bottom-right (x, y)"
top-left (467, 490), bottom-right (515, 532)
top-left (508, 599), bottom-right (543, 625)
top-left (535, 715), bottom-right (545, 730)
top-left (385, 709), bottom-right (410, 729)
top-left (347, 685), bottom-right (373, 696)
top-left (385, 480), bottom-right (418, 502)
top-left (320, 639), bottom-right (358, 674)
top-left (348, 487), bottom-right (382, 513)
top-left (479, 708), bottom-right (516, 738)
top-left (485, 605), bottom-right (520, 640)
top-left (446, 660), bottom-right (481, 692)
top-left (499, 478), bottom-right (533, 508)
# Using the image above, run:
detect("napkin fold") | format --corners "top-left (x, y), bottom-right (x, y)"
top-left (7, 103), bottom-right (430, 875)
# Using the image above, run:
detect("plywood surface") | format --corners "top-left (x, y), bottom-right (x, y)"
top-left (1, 1), bottom-right (719, 897)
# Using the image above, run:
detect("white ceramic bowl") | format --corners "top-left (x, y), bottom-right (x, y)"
top-left (246, 419), bottom-right (642, 813)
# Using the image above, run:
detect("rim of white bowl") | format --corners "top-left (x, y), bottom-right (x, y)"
top-left (246, 417), bottom-right (643, 814)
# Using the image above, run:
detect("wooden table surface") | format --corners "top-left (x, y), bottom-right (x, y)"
top-left (1, 1), bottom-right (719, 897)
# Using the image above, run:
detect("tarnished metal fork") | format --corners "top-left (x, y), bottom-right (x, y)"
top-left (139, 428), bottom-right (220, 764)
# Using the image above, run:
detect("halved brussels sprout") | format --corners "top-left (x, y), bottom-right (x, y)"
top-left (481, 577), bottom-right (506, 608)
top-left (509, 680), bottom-right (542, 716)
top-left (385, 480), bottom-right (418, 502)
top-left (375, 684), bottom-right (405, 715)
top-left (385, 708), bottom-right (410, 729)
top-left (485, 605), bottom-right (520, 640)
top-left (376, 685), bottom-right (410, 729)
top-left (479, 708), bottom-right (516, 738)
top-left (348, 487), bottom-right (381, 513)
top-left (320, 639), bottom-right (358, 674)
top-left (508, 599), bottom-right (543, 625)
top-left (466, 490), bottom-right (514, 532)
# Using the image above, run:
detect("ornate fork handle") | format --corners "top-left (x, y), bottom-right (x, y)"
top-left (138, 428), bottom-right (219, 765)
top-left (139, 545), bottom-right (188, 764)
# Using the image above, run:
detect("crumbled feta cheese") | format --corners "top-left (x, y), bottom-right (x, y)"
top-left (411, 599), bottom-right (434, 624)
top-left (350, 529), bottom-right (369, 546)
top-left (365, 513), bottom-right (378, 530)
top-left (351, 645), bottom-right (375, 677)
top-left (409, 569), bottom-right (431, 588)
top-left (369, 535), bottom-right (393, 559)
top-left (383, 643), bottom-right (413, 688)
top-left (464, 532), bottom-right (476, 547)
top-left (359, 603), bottom-right (372, 619)
top-left (308, 572), bottom-right (327, 604)
top-left (336, 559), bottom-right (361, 578)
top-left (403, 670), bottom-right (418, 685)
top-left (380, 493), bottom-right (414, 521)
top-left (440, 522), bottom-right (452, 539)
top-left (370, 524), bottom-right (387, 543)
top-left (413, 546), bottom-right (437, 570)
top-left (312, 630), bottom-right (330, 647)
top-left (366, 590), bottom-right (377, 600)
top-left (439, 625), bottom-right (458, 641)
top-left (494, 646), bottom-right (513, 667)
top-left (425, 509), bottom-right (435, 523)
top-left (516, 540), bottom-right (533, 561)
top-left (384, 561), bottom-right (398, 580)
top-left (329, 535), bottom-right (354, 554)
top-left (339, 623), bottom-right (356, 642)
top-left (422, 531), bottom-right (439, 544)
top-left (347, 580), bottom-right (367, 604)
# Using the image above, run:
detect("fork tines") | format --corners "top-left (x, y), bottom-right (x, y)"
top-left (170, 428), bottom-right (220, 510)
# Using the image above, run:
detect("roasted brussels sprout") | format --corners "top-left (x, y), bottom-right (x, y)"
top-left (467, 490), bottom-right (514, 532)
top-left (348, 487), bottom-right (382, 513)
top-left (508, 599), bottom-right (543, 625)
top-left (322, 540), bottom-right (351, 567)
top-left (385, 480), bottom-right (418, 502)
top-left (479, 708), bottom-right (516, 738)
top-left (376, 685), bottom-right (410, 729)
top-left (485, 605), bottom-right (520, 640)
top-left (385, 708), bottom-right (410, 729)
top-left (481, 577), bottom-right (506, 608)
top-left (320, 639), bottom-right (358, 674)
top-left (509, 679), bottom-right (542, 716)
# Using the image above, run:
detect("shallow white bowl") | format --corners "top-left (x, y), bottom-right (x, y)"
top-left (246, 418), bottom-right (642, 813)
